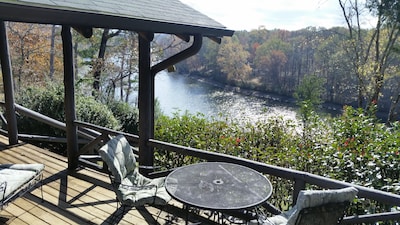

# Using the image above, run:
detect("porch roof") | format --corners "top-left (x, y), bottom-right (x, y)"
top-left (0, 0), bottom-right (234, 37)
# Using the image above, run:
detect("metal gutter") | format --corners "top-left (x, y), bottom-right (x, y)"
top-left (150, 34), bottom-right (203, 76)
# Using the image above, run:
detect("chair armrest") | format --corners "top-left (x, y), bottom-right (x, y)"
top-left (78, 155), bottom-right (107, 172)
top-left (262, 201), bottom-right (283, 215)
top-left (138, 165), bottom-right (175, 179)
top-left (146, 169), bottom-right (175, 179)
top-left (79, 155), bottom-right (102, 160)
top-left (119, 183), bottom-right (158, 191)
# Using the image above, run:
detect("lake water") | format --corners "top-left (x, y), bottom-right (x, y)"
top-left (154, 72), bottom-right (299, 123)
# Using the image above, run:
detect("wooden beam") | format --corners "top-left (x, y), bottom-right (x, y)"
top-left (0, 20), bottom-right (18, 145)
top-left (61, 25), bottom-right (78, 171)
top-left (138, 32), bottom-right (154, 175)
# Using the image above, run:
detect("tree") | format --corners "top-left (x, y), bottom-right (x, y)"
top-left (294, 74), bottom-right (325, 108)
top-left (314, 28), bottom-right (356, 104)
top-left (294, 74), bottom-right (325, 145)
top-left (217, 36), bottom-right (252, 84)
top-left (92, 28), bottom-right (121, 97)
top-left (104, 31), bottom-right (139, 104)
top-left (200, 38), bottom-right (220, 73)
top-left (339, 0), bottom-right (400, 119)
top-left (254, 38), bottom-right (289, 90)
top-left (49, 25), bottom-right (57, 79)
top-left (6, 22), bottom-right (63, 89)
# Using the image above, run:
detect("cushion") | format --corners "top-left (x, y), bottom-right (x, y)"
top-left (295, 186), bottom-right (358, 209)
top-left (285, 187), bottom-right (358, 225)
top-left (98, 135), bottom-right (137, 183)
top-left (118, 176), bottom-right (171, 206)
top-left (0, 164), bottom-right (44, 201)
top-left (98, 135), bottom-right (171, 206)
top-left (258, 187), bottom-right (358, 225)
top-left (294, 201), bottom-right (350, 225)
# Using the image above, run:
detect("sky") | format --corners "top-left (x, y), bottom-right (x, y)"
top-left (180, 0), bottom-right (348, 31)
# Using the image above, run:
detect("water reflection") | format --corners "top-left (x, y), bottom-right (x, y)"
top-left (155, 72), bottom-right (299, 123)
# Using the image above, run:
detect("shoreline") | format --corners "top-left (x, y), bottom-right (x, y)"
top-left (185, 73), bottom-right (345, 116)
top-left (183, 72), bottom-right (391, 121)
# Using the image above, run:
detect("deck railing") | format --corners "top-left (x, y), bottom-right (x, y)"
top-left (1, 104), bottom-right (399, 224)
top-left (76, 121), bottom-right (400, 224)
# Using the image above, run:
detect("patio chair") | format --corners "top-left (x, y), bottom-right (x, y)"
top-left (98, 135), bottom-right (171, 208)
top-left (0, 163), bottom-right (44, 210)
top-left (254, 186), bottom-right (358, 225)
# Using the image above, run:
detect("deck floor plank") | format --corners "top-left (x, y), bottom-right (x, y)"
top-left (0, 137), bottom-right (193, 225)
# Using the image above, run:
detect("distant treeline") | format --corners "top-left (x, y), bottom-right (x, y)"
top-left (162, 27), bottom-right (400, 122)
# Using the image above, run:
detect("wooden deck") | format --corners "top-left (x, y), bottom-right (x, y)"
top-left (0, 136), bottom-right (215, 225)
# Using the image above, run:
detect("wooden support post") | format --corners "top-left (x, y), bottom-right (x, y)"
top-left (138, 32), bottom-right (154, 175)
top-left (0, 21), bottom-right (18, 145)
top-left (61, 25), bottom-right (78, 171)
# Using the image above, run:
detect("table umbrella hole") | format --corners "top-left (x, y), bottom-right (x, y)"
top-left (213, 179), bottom-right (224, 185)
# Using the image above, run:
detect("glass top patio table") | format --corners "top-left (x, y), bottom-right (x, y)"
top-left (165, 162), bottom-right (272, 210)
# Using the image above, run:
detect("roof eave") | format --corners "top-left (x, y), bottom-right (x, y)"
top-left (0, 3), bottom-right (234, 38)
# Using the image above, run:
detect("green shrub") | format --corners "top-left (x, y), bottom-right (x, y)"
top-left (16, 84), bottom-right (65, 136)
top-left (16, 83), bottom-right (120, 135)
top-left (107, 100), bottom-right (139, 134)
top-left (153, 107), bottom-right (400, 215)
top-left (326, 105), bottom-right (400, 218)
top-left (76, 96), bottom-right (119, 129)
top-left (154, 111), bottom-right (303, 211)
top-left (329, 106), bottom-right (400, 190)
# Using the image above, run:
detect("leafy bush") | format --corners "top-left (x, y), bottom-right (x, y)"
top-left (329, 106), bottom-right (400, 191)
top-left (154, 106), bottom-right (400, 216)
top-left (16, 83), bottom-right (120, 135)
top-left (16, 84), bottom-right (65, 136)
top-left (155, 111), bottom-right (210, 167)
top-left (75, 96), bottom-right (119, 129)
top-left (154, 111), bottom-right (302, 210)
top-left (107, 100), bottom-right (139, 134)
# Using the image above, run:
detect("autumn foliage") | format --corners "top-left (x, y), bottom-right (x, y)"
top-left (6, 22), bottom-right (63, 90)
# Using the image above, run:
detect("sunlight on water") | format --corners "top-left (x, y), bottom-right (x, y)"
top-left (155, 72), bottom-right (299, 124)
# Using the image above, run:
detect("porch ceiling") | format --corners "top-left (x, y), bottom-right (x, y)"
top-left (0, 0), bottom-right (234, 37)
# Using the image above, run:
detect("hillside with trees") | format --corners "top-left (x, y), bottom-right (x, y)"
top-left (170, 0), bottom-right (400, 123)
top-left (1, 0), bottom-right (399, 124)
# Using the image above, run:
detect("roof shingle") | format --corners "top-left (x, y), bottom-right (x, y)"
top-left (0, 0), bottom-right (233, 37)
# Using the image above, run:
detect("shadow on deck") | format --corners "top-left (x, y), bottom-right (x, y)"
top-left (0, 136), bottom-right (215, 225)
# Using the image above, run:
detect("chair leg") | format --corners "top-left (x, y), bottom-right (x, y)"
top-left (181, 205), bottom-right (204, 225)
top-left (39, 174), bottom-right (44, 202)
top-left (109, 202), bottom-right (128, 224)
top-left (184, 204), bottom-right (189, 225)
top-left (155, 204), bottom-right (166, 222)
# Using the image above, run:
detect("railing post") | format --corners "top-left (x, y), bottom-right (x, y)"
top-left (0, 20), bottom-right (18, 145)
top-left (292, 178), bottom-right (306, 206)
top-left (62, 25), bottom-right (79, 171)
